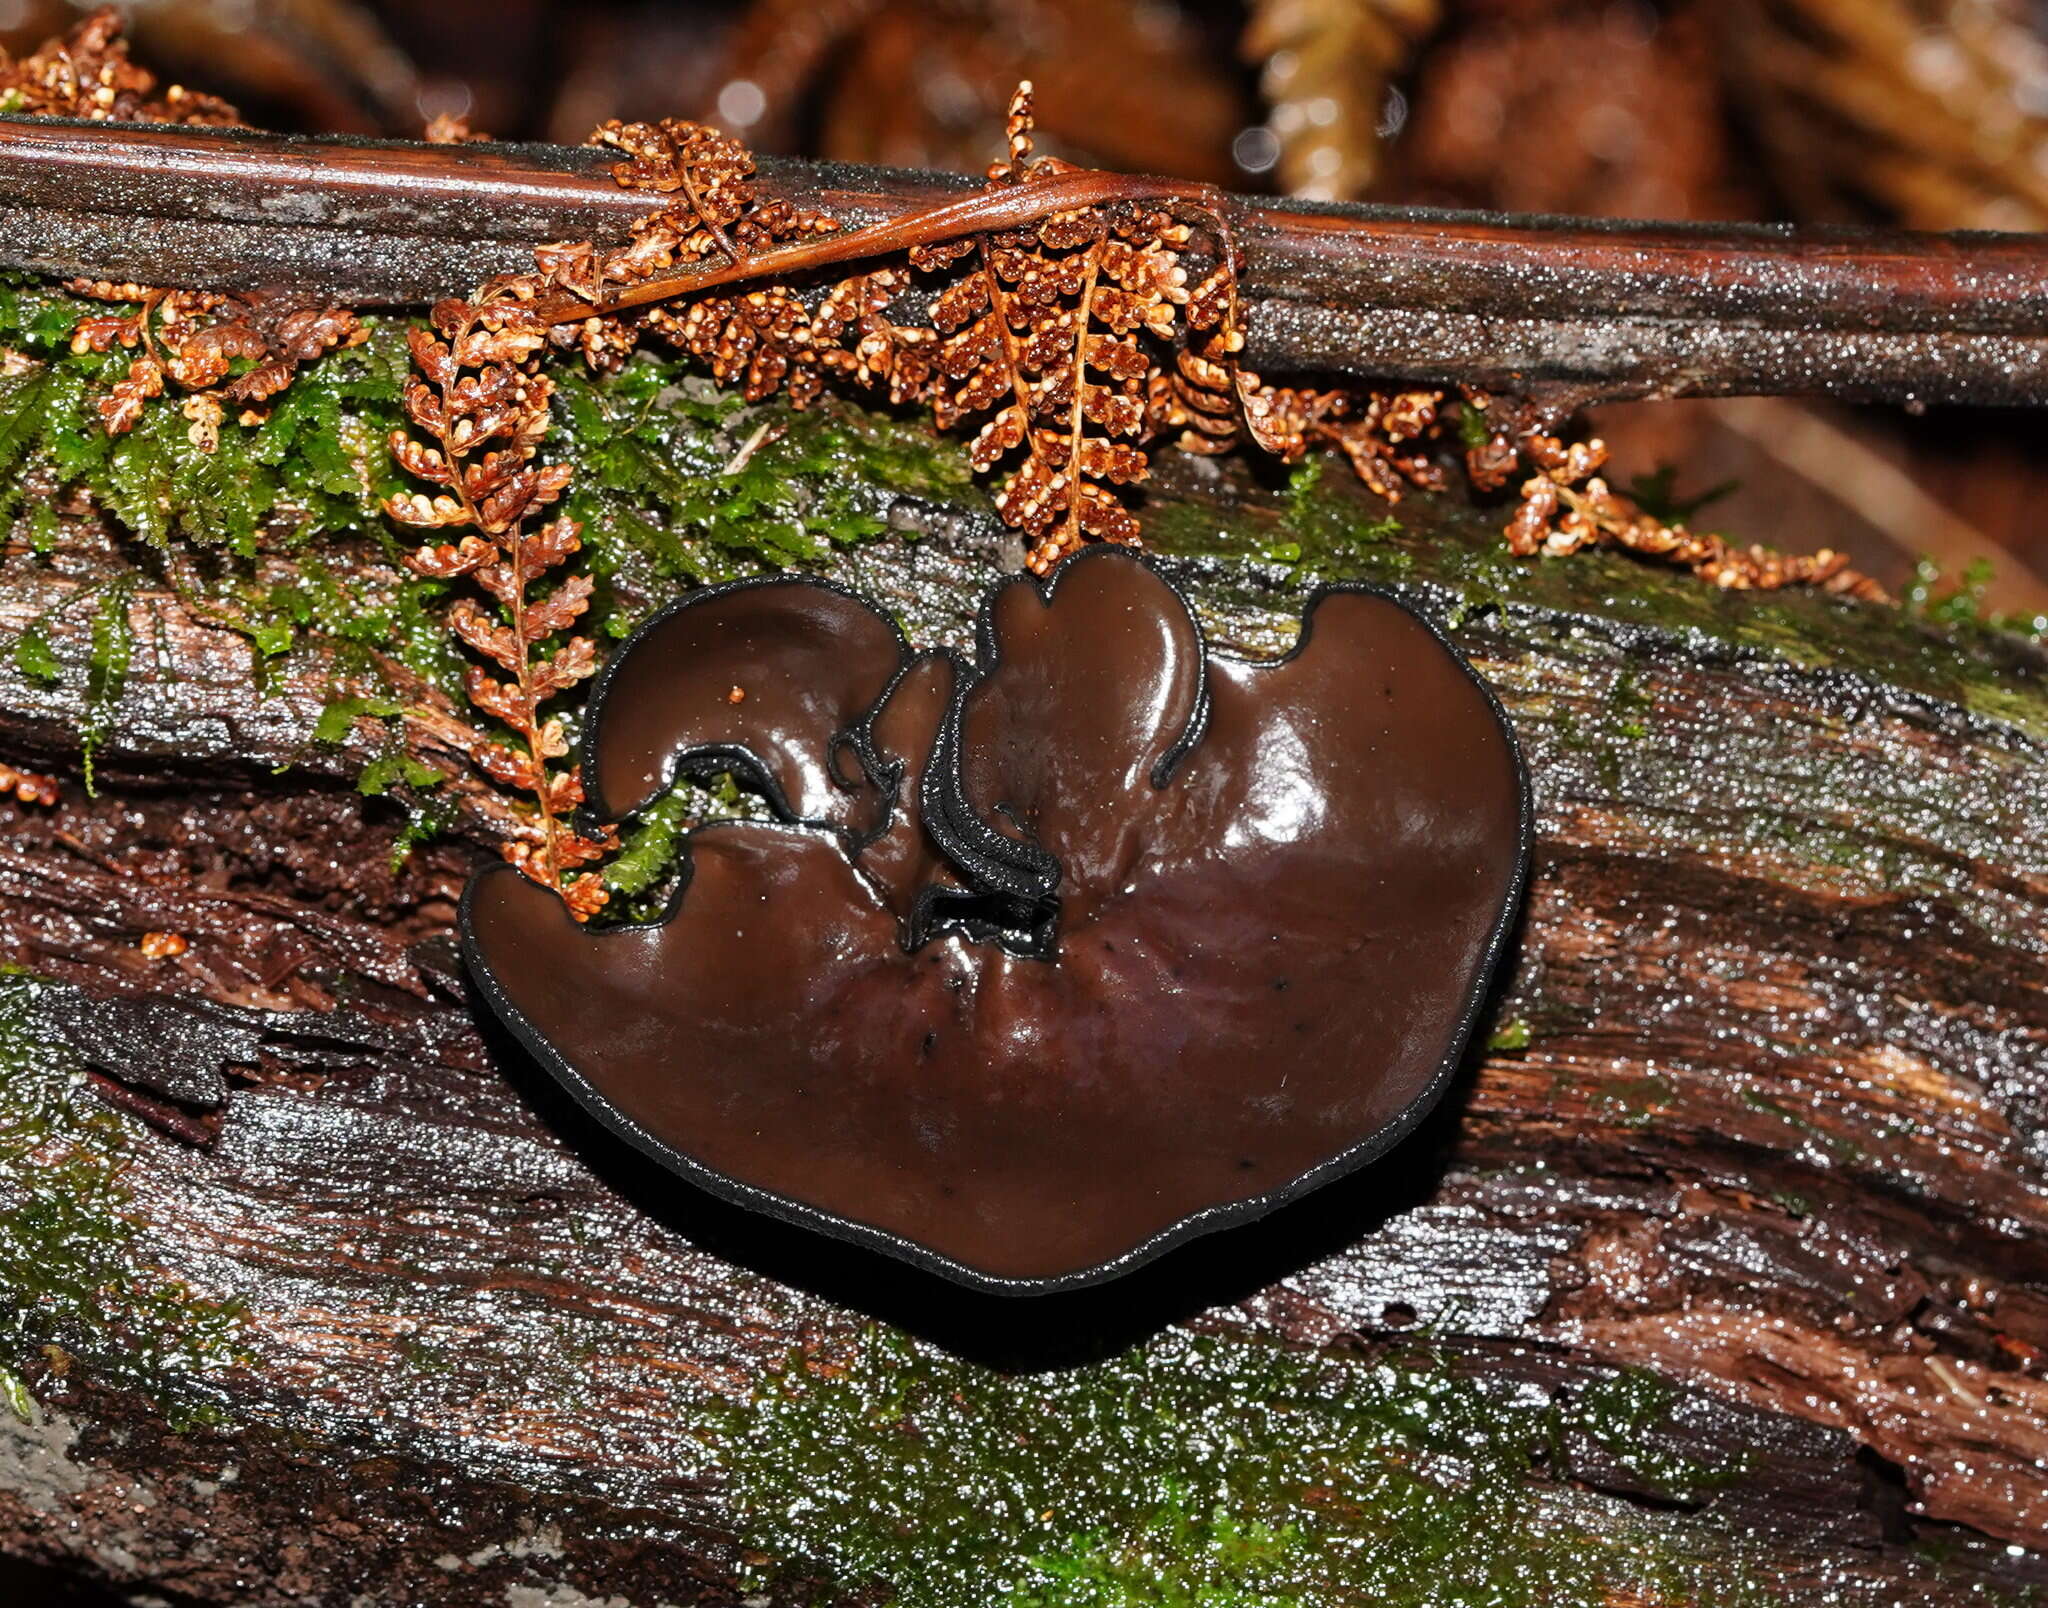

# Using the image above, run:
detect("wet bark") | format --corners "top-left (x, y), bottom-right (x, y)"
top-left (2, 466), bottom-right (2046, 1606)
top-left (2, 117), bottom-right (2046, 406)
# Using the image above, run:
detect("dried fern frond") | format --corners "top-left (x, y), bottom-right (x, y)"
top-left (1498, 415), bottom-right (1882, 599)
top-left (387, 293), bottom-right (612, 918)
top-left (518, 81), bottom-right (1875, 599)
top-left (2, 14), bottom-right (365, 440)
top-left (901, 86), bottom-right (1204, 567)
top-left (542, 85), bottom-right (1249, 573)
top-left (0, 6), bottom-right (242, 126)
top-left (546, 118), bottom-right (843, 393)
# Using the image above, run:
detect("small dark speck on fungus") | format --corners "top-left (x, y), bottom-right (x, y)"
top-left (462, 548), bottom-right (1528, 1292)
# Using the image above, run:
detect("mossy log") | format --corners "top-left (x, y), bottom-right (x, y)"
top-left (1, 353), bottom-right (2045, 1606)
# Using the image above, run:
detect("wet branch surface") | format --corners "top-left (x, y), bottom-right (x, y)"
top-left (2, 449), bottom-right (2046, 1602)
top-left (3, 114), bottom-right (2047, 406)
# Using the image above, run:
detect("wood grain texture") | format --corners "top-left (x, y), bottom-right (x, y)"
top-left (1, 443), bottom-right (2045, 1602)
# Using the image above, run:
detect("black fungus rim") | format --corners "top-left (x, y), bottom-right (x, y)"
top-left (915, 546), bottom-right (1215, 910)
top-left (575, 568), bottom-right (913, 832)
top-left (462, 545), bottom-right (1534, 1297)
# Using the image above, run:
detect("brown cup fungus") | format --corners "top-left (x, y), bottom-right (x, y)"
top-left (464, 548), bottom-right (1528, 1291)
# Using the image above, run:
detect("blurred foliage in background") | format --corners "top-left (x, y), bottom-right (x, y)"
top-left (4, 0), bottom-right (2040, 607)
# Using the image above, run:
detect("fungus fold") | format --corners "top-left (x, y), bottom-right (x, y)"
top-left (464, 548), bottom-right (1528, 1291)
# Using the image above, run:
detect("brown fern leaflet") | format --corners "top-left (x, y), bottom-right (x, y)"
top-left (66, 282), bottom-right (366, 437)
top-left (387, 292), bottom-right (614, 919)
top-left (9, 13), bottom-right (367, 440)
top-left (909, 88), bottom-right (1192, 570)
top-left (509, 85), bottom-right (1869, 597)
top-left (523, 85), bottom-right (1257, 575)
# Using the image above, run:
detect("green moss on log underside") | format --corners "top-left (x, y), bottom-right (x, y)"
top-left (718, 1325), bottom-right (1797, 1608)
top-left (0, 973), bottom-right (245, 1424)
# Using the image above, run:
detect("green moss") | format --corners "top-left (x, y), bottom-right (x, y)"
top-left (0, 281), bottom-right (964, 701)
top-left (11, 613), bottom-right (58, 682)
top-left (1453, 400), bottom-right (1493, 453)
top-left (0, 1363), bottom-right (36, 1423)
top-left (1541, 700), bottom-right (1631, 793)
top-left (548, 359), bottom-right (968, 596)
top-left (1564, 1369), bottom-right (1752, 1500)
top-left (0, 281), bottom-right (980, 831)
top-left (1736, 1088), bottom-right (1870, 1166)
top-left (1146, 455), bottom-right (2048, 743)
top-left (1486, 1017), bottom-right (1533, 1053)
top-left (604, 784), bottom-right (696, 898)
top-left (599, 771), bottom-right (777, 923)
top-left (721, 1326), bottom-right (1780, 1608)
top-left (79, 574), bottom-right (134, 795)
top-left (1606, 666), bottom-right (1653, 740)
top-left (0, 277), bottom-right (411, 555)
top-left (1625, 466), bottom-right (1737, 529)
top-left (0, 973), bottom-right (246, 1421)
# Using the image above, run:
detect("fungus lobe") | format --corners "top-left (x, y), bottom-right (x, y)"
top-left (464, 549), bottom-right (1528, 1291)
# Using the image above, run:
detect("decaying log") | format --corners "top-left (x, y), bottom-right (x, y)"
top-left (3, 115), bottom-right (2047, 406)
top-left (1, 420), bottom-right (2045, 1604)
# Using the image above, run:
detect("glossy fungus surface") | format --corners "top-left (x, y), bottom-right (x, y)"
top-left (464, 549), bottom-right (1528, 1291)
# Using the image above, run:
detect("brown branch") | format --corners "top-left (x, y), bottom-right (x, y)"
top-left (1, 113), bottom-right (2045, 406)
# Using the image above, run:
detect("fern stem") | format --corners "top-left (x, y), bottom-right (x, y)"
top-left (498, 502), bottom-right (567, 884)
top-left (431, 306), bottom-right (567, 886)
top-left (1061, 241), bottom-right (1103, 555)
top-left (978, 235), bottom-right (1041, 540)
top-left (571, 170), bottom-right (1228, 325)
